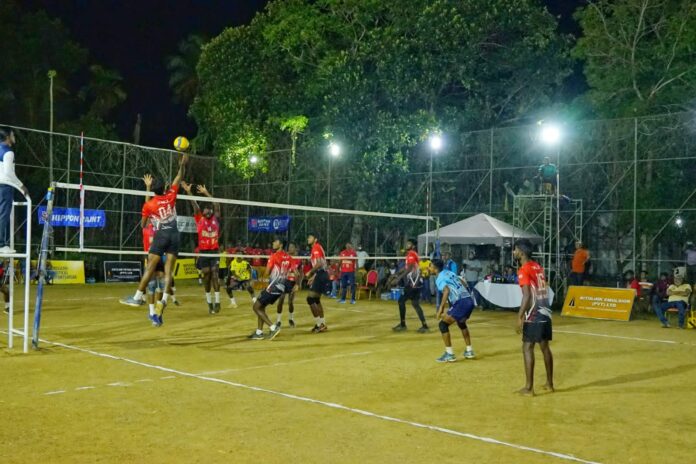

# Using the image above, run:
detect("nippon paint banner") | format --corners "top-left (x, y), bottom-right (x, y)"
top-left (38, 206), bottom-right (106, 228)
top-left (176, 216), bottom-right (197, 234)
top-left (562, 286), bottom-right (634, 321)
top-left (248, 216), bottom-right (291, 233)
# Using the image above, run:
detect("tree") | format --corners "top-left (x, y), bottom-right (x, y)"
top-left (79, 65), bottom-right (127, 118)
top-left (573, 0), bottom-right (696, 116)
top-left (167, 34), bottom-right (207, 106)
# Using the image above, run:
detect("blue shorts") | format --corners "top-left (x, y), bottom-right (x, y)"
top-left (447, 297), bottom-right (475, 322)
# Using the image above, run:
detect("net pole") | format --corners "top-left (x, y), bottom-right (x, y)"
top-left (7, 202), bottom-right (14, 349)
top-left (32, 186), bottom-right (55, 349)
top-left (79, 132), bottom-right (84, 252)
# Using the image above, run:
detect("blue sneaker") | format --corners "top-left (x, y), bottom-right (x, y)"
top-left (350, 300), bottom-right (356, 305)
top-left (155, 300), bottom-right (166, 325)
top-left (119, 296), bottom-right (144, 307)
top-left (338, 299), bottom-right (346, 304)
top-left (436, 352), bottom-right (456, 363)
top-left (463, 349), bottom-right (476, 359)
top-left (148, 314), bottom-right (162, 327)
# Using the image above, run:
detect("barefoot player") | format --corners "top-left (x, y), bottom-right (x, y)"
top-left (514, 239), bottom-right (554, 395)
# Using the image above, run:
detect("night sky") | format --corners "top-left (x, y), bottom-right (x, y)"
top-left (24, 0), bottom-right (585, 148)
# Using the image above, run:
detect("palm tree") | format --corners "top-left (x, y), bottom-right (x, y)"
top-left (80, 65), bottom-right (127, 118)
top-left (167, 34), bottom-right (206, 106)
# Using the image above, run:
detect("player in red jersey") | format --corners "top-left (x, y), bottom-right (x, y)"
top-left (248, 237), bottom-right (289, 340)
top-left (338, 242), bottom-right (358, 304)
top-left (514, 239), bottom-right (554, 396)
top-left (390, 238), bottom-right (429, 333)
top-left (275, 242), bottom-right (302, 327)
top-left (120, 154), bottom-right (188, 327)
top-left (305, 232), bottom-right (330, 333)
top-left (183, 182), bottom-right (222, 314)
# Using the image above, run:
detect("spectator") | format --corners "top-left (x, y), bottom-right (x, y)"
top-left (651, 272), bottom-right (670, 315)
top-left (569, 241), bottom-right (590, 286)
top-left (327, 260), bottom-right (340, 298)
top-left (685, 242), bottom-right (696, 284)
top-left (623, 270), bottom-right (640, 294)
top-left (537, 156), bottom-right (557, 195)
top-left (419, 255), bottom-right (432, 303)
top-left (503, 265), bottom-right (518, 284)
top-left (357, 245), bottom-right (369, 270)
top-left (338, 242), bottom-right (357, 304)
top-left (462, 250), bottom-right (482, 292)
top-left (655, 275), bottom-right (691, 328)
top-left (0, 127), bottom-right (30, 253)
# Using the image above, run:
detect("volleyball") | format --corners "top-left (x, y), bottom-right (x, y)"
top-left (173, 136), bottom-right (190, 152)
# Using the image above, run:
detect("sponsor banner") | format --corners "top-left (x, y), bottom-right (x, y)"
top-left (177, 216), bottom-right (197, 234)
top-left (38, 206), bottom-right (106, 228)
top-left (173, 258), bottom-right (200, 279)
top-left (562, 286), bottom-right (634, 321)
top-left (248, 215), bottom-right (291, 233)
top-left (104, 261), bottom-right (142, 283)
top-left (31, 260), bottom-right (85, 284)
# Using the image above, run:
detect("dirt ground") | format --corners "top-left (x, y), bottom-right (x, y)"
top-left (1, 282), bottom-right (694, 464)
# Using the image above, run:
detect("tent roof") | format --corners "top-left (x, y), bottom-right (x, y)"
top-left (418, 213), bottom-right (542, 248)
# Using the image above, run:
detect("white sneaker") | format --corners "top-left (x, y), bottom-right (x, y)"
top-left (0, 246), bottom-right (15, 254)
top-left (229, 300), bottom-right (238, 308)
top-left (252, 297), bottom-right (257, 303)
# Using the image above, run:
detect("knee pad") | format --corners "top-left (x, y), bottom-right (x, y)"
top-left (457, 320), bottom-right (468, 330)
top-left (147, 279), bottom-right (156, 295)
top-left (439, 320), bottom-right (450, 334)
top-left (156, 276), bottom-right (165, 292)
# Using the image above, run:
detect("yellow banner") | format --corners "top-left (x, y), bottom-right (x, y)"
top-left (31, 260), bottom-right (85, 284)
top-left (173, 258), bottom-right (200, 279)
top-left (562, 286), bottom-right (635, 321)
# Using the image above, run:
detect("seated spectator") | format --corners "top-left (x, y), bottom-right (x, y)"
top-left (635, 270), bottom-right (653, 314)
top-left (624, 270), bottom-right (640, 295)
top-left (651, 272), bottom-right (670, 314)
top-left (503, 265), bottom-right (518, 284)
top-left (654, 274), bottom-right (691, 328)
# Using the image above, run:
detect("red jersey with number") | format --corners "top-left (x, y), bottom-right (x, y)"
top-left (310, 242), bottom-right (326, 270)
top-left (141, 185), bottom-right (179, 230)
top-left (194, 213), bottom-right (220, 251)
top-left (339, 249), bottom-right (357, 273)
top-left (518, 260), bottom-right (552, 321)
top-left (142, 223), bottom-right (155, 252)
top-left (251, 248), bottom-right (263, 267)
top-left (266, 249), bottom-right (292, 292)
top-left (287, 257), bottom-right (301, 282)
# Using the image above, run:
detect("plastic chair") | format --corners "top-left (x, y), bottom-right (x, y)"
top-left (357, 270), bottom-right (378, 300)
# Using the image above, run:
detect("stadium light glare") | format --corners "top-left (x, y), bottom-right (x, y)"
top-left (329, 142), bottom-right (341, 157)
top-left (539, 123), bottom-right (562, 146)
top-left (676, 216), bottom-right (684, 228)
top-left (249, 155), bottom-right (259, 164)
top-left (429, 134), bottom-right (443, 152)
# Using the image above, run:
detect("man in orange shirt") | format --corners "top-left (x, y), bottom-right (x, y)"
top-left (569, 241), bottom-right (589, 286)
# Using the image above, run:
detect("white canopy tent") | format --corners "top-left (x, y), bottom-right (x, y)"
top-left (418, 213), bottom-right (541, 251)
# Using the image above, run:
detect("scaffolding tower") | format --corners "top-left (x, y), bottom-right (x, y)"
top-left (512, 194), bottom-right (583, 299)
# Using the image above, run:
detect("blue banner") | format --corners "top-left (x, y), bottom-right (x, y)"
top-left (248, 215), bottom-right (291, 233)
top-left (38, 206), bottom-right (106, 228)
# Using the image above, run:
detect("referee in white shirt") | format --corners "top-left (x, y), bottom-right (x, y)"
top-left (0, 127), bottom-right (29, 253)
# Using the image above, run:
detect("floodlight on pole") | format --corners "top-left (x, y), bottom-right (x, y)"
top-left (329, 141), bottom-right (341, 157)
top-left (676, 216), bottom-right (684, 228)
top-left (539, 122), bottom-right (562, 146)
top-left (429, 134), bottom-right (443, 152)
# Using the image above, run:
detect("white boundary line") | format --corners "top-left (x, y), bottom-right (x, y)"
top-left (33, 336), bottom-right (601, 464)
top-left (554, 329), bottom-right (696, 346)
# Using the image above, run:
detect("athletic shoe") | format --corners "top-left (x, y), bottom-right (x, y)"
top-left (267, 325), bottom-right (281, 340)
top-left (276, 321), bottom-right (282, 328)
top-left (119, 296), bottom-right (145, 307)
top-left (213, 303), bottom-right (221, 314)
top-left (316, 323), bottom-right (328, 333)
top-left (248, 331), bottom-right (264, 340)
top-left (155, 300), bottom-right (166, 325)
top-left (338, 299), bottom-right (346, 304)
top-left (311, 325), bottom-right (320, 333)
top-left (148, 314), bottom-right (162, 327)
top-left (417, 325), bottom-right (430, 334)
top-left (208, 303), bottom-right (215, 315)
top-left (3, 307), bottom-right (9, 314)
top-left (350, 300), bottom-right (356, 305)
top-left (229, 300), bottom-right (238, 308)
top-left (392, 323), bottom-right (407, 332)
top-left (436, 352), bottom-right (456, 363)
top-left (463, 349), bottom-right (476, 359)
top-left (172, 299), bottom-right (181, 307)
top-left (289, 319), bottom-right (296, 328)
top-left (252, 297), bottom-right (257, 304)
top-left (330, 295), bottom-right (337, 299)
top-left (661, 321), bottom-right (671, 328)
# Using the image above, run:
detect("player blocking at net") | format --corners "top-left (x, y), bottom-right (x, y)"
top-left (119, 154), bottom-right (189, 326)
top-left (182, 182), bottom-right (221, 314)
top-left (247, 237), bottom-right (290, 340)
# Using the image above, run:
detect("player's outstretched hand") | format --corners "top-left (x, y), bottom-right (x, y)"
top-left (142, 174), bottom-right (153, 190)
top-left (197, 184), bottom-right (210, 196)
top-left (181, 181), bottom-right (192, 194)
top-left (180, 153), bottom-right (190, 165)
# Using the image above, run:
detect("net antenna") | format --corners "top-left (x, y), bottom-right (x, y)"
top-left (32, 185), bottom-right (56, 349)
top-left (53, 182), bottom-right (434, 261)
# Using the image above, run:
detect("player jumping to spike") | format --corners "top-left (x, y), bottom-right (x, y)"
top-left (305, 232), bottom-right (329, 333)
top-left (119, 154), bottom-right (188, 326)
top-left (247, 237), bottom-right (289, 340)
top-left (183, 182), bottom-right (222, 314)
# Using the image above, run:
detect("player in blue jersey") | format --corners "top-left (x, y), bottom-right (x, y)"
top-left (431, 259), bottom-right (476, 363)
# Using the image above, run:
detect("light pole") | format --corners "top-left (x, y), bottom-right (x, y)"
top-left (327, 142), bottom-right (341, 250)
top-left (427, 134), bottom-right (442, 253)
top-left (539, 122), bottom-right (562, 289)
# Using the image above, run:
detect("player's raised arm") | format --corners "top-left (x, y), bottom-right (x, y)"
top-left (141, 174), bottom-right (152, 228)
top-left (197, 184), bottom-right (220, 217)
top-left (171, 153), bottom-right (189, 187)
top-left (181, 181), bottom-right (200, 215)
